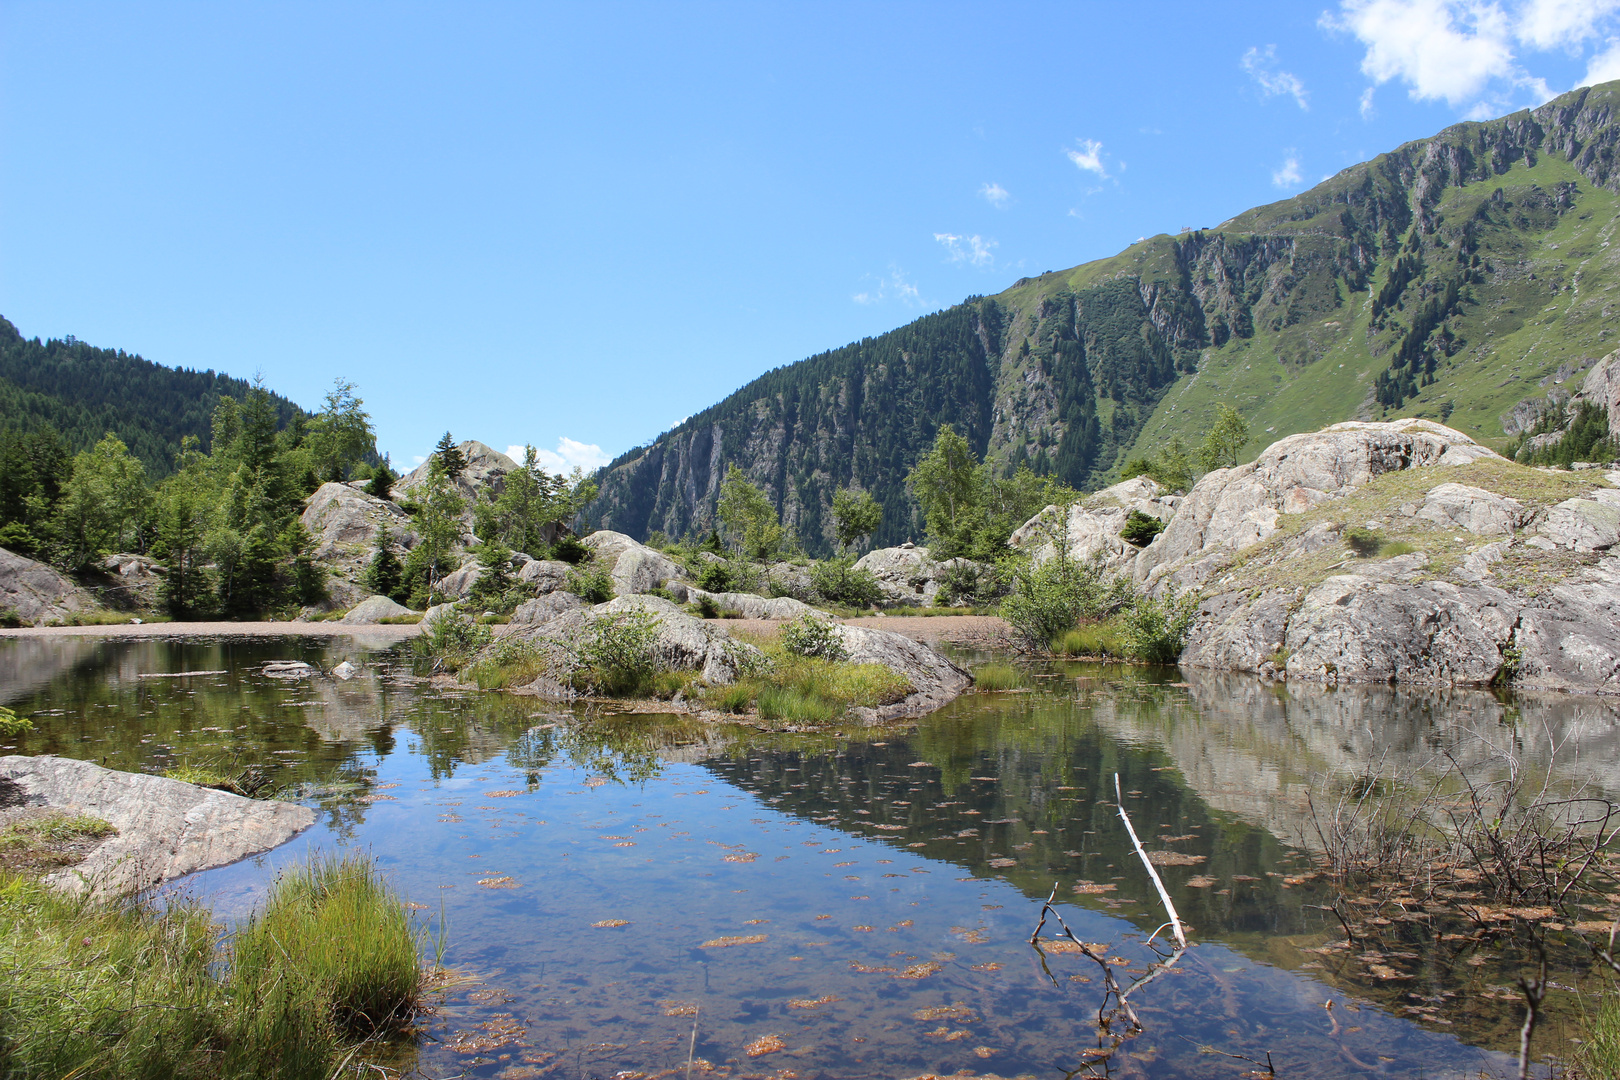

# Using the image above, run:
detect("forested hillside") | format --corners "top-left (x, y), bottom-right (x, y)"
top-left (0, 316), bottom-right (305, 477)
top-left (588, 79), bottom-right (1620, 554)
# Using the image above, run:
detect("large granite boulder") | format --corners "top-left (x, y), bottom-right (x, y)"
top-left (0, 547), bottom-right (100, 626)
top-left (673, 586), bottom-right (826, 620)
top-left (1513, 555), bottom-right (1620, 693)
top-left (1537, 489), bottom-right (1620, 551)
top-left (835, 623), bottom-right (974, 723)
top-left (510, 591), bottom-right (586, 624)
top-left (338, 594), bottom-right (418, 625)
top-left (1414, 483), bottom-right (1526, 536)
top-left (1010, 476), bottom-right (1179, 570)
top-left (851, 544), bottom-right (990, 606)
top-left (517, 559), bottom-right (572, 593)
top-left (580, 531), bottom-right (686, 595)
top-left (1573, 349), bottom-right (1620, 439)
top-left (1137, 419), bottom-right (1505, 589)
top-left (0, 755), bottom-right (315, 897)
top-left (439, 559), bottom-right (484, 600)
top-left (300, 482), bottom-right (414, 590)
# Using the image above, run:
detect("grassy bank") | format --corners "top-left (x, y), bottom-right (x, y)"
top-left (0, 852), bottom-right (428, 1079)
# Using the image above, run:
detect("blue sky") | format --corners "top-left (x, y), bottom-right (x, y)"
top-left (5, 1), bottom-right (1620, 472)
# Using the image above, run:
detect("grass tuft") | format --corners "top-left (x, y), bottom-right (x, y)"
top-left (972, 662), bottom-right (1023, 691)
top-left (1054, 619), bottom-right (1128, 658)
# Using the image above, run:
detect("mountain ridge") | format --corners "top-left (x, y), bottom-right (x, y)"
top-left (586, 79), bottom-right (1620, 554)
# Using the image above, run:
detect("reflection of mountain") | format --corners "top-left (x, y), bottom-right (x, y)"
top-left (1086, 671), bottom-right (1620, 852)
top-left (0, 637), bottom-right (114, 706)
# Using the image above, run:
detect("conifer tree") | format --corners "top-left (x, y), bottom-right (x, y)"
top-left (434, 432), bottom-right (466, 480)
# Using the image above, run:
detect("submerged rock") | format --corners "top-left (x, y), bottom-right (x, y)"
top-left (0, 755), bottom-right (315, 897)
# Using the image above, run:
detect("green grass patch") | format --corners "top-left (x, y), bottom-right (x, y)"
top-left (1576, 992), bottom-right (1620, 1080)
top-left (972, 662), bottom-right (1024, 691)
top-left (1055, 618), bottom-right (1128, 658)
top-left (0, 813), bottom-right (118, 874)
top-left (0, 851), bottom-right (427, 1079)
top-left (377, 613), bottom-right (424, 625)
top-left (701, 643), bottom-right (914, 724)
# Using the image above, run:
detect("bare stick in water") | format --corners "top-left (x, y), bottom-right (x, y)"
top-left (1114, 773), bottom-right (1186, 948)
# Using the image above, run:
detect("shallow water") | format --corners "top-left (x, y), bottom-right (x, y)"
top-left (5, 634), bottom-right (1618, 1079)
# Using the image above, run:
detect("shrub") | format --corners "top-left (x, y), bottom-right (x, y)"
top-left (1118, 509), bottom-right (1165, 547)
top-left (779, 613), bottom-right (848, 661)
top-left (1343, 526), bottom-right (1382, 556)
top-left (1000, 553), bottom-right (1135, 651)
top-left (565, 560), bottom-right (615, 603)
top-left (572, 609), bottom-right (662, 696)
top-left (413, 607), bottom-right (492, 670)
top-left (934, 560), bottom-right (1008, 606)
top-left (0, 706), bottom-right (33, 738)
top-left (1120, 589), bottom-right (1199, 664)
top-left (810, 557), bottom-right (884, 607)
top-left (551, 535), bottom-right (589, 564)
top-left (694, 559), bottom-right (733, 592)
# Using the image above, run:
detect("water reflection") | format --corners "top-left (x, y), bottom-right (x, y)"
top-left (3, 636), bottom-right (1613, 1078)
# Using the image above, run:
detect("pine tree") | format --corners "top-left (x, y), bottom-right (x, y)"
top-left (434, 432), bottom-right (466, 480)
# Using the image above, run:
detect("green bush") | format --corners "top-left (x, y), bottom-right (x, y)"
top-left (1120, 589), bottom-right (1199, 664)
top-left (1000, 553), bottom-right (1135, 651)
top-left (0, 706), bottom-right (33, 738)
top-left (934, 559), bottom-right (1007, 606)
top-left (1119, 509), bottom-right (1165, 547)
top-left (550, 535), bottom-right (589, 564)
top-left (572, 609), bottom-right (662, 696)
top-left (565, 560), bottom-right (615, 603)
top-left (412, 607), bottom-right (493, 670)
top-left (810, 557), bottom-right (883, 607)
top-left (779, 613), bottom-right (848, 661)
top-left (1343, 526), bottom-right (1382, 556)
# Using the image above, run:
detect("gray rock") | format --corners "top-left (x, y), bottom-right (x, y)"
top-left (1136, 419), bottom-right (1504, 589)
top-left (262, 660), bottom-right (315, 679)
top-left (421, 603), bottom-right (461, 631)
top-left (1538, 496), bottom-right (1620, 551)
top-left (836, 623), bottom-right (973, 723)
top-left (580, 531), bottom-right (686, 595)
top-left (1514, 556), bottom-right (1620, 693)
top-left (510, 591), bottom-right (586, 624)
top-left (851, 546), bottom-right (990, 606)
top-left (1010, 476), bottom-right (1179, 570)
top-left (517, 559), bottom-right (572, 593)
top-left (0, 547), bottom-right (99, 626)
top-left (1179, 590), bottom-right (1297, 674)
top-left (1573, 349), bottom-right (1620, 442)
top-left (332, 660), bottom-right (359, 680)
top-left (1283, 575), bottom-right (1520, 686)
top-left (0, 755), bottom-right (315, 897)
top-left (392, 440), bottom-right (519, 504)
top-left (301, 482), bottom-right (412, 563)
top-left (1416, 482), bottom-right (1525, 536)
top-left (338, 594), bottom-right (418, 625)
top-left (681, 588), bottom-right (826, 620)
top-left (439, 560), bottom-right (484, 600)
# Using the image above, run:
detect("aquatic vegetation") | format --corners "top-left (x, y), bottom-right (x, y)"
top-left (971, 662), bottom-right (1023, 690)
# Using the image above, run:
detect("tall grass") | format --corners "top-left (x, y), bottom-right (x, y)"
top-left (1054, 619), bottom-right (1127, 658)
top-left (704, 651), bottom-right (913, 724)
top-left (1575, 994), bottom-right (1620, 1080)
top-left (972, 662), bottom-right (1024, 691)
top-left (0, 852), bottom-right (427, 1080)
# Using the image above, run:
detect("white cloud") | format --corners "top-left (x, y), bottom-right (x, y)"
top-left (1359, 85), bottom-right (1378, 117)
top-left (1586, 36), bottom-right (1620, 79)
top-left (1519, 0), bottom-right (1620, 48)
top-left (518, 436), bottom-right (611, 475)
top-left (1241, 45), bottom-right (1311, 108)
top-left (1272, 153), bottom-right (1304, 187)
top-left (853, 266), bottom-right (921, 305)
top-left (934, 232), bottom-right (998, 267)
top-left (979, 181), bottom-right (1010, 207)
top-left (1327, 0), bottom-right (1620, 113)
top-left (411, 454), bottom-right (427, 466)
top-left (1065, 138), bottom-right (1109, 178)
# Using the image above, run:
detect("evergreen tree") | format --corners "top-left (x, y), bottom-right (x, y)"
top-left (366, 457), bottom-right (396, 500)
top-left (434, 432), bottom-right (466, 481)
top-left (360, 526), bottom-right (405, 602)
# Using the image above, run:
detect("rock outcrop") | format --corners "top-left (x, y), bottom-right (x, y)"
top-left (1010, 476), bottom-right (1180, 570)
top-left (0, 547), bottom-right (100, 626)
top-left (510, 592), bottom-right (586, 624)
top-left (1137, 419), bottom-right (1505, 590)
top-left (517, 559), bottom-right (572, 593)
top-left (0, 755), bottom-right (315, 897)
top-left (670, 586), bottom-right (825, 620)
top-left (580, 531), bottom-right (686, 595)
top-left (392, 440), bottom-right (519, 503)
top-left (852, 544), bottom-right (988, 606)
top-left (300, 482), bottom-right (414, 605)
top-left (1100, 421), bottom-right (1620, 694)
top-left (338, 595), bottom-right (418, 625)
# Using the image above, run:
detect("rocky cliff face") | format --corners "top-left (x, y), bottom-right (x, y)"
top-left (588, 80), bottom-right (1620, 556)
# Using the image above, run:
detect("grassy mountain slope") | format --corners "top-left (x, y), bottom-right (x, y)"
top-left (588, 80), bottom-right (1620, 554)
top-left (0, 316), bottom-right (306, 476)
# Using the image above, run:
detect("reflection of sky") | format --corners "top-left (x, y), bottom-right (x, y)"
top-left (184, 750), bottom-right (1518, 1080)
